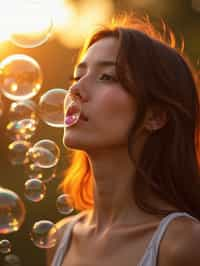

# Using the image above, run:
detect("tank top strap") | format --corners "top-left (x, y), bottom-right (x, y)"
top-left (51, 212), bottom-right (85, 266)
top-left (138, 212), bottom-right (199, 266)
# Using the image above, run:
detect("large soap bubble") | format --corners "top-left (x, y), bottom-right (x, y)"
top-left (30, 220), bottom-right (58, 249)
top-left (10, 0), bottom-right (53, 48)
top-left (28, 139), bottom-right (60, 168)
top-left (0, 54), bottom-right (43, 101)
top-left (38, 88), bottom-right (67, 127)
top-left (0, 187), bottom-right (26, 234)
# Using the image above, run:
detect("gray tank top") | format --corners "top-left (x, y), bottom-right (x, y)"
top-left (51, 211), bottom-right (199, 266)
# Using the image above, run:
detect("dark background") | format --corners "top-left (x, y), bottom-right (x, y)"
top-left (0, 0), bottom-right (200, 265)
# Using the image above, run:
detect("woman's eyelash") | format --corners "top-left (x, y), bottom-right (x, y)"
top-left (68, 73), bottom-right (118, 84)
top-left (99, 73), bottom-right (117, 81)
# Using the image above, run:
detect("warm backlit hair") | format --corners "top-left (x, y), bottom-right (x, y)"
top-left (60, 13), bottom-right (200, 219)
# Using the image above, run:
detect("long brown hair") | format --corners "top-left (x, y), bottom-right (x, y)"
top-left (60, 14), bottom-right (200, 219)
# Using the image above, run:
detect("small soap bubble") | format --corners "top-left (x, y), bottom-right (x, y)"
top-left (28, 139), bottom-right (60, 168)
top-left (0, 54), bottom-right (43, 101)
top-left (10, 0), bottom-right (53, 48)
top-left (3, 254), bottom-right (22, 266)
top-left (8, 100), bottom-right (38, 122)
top-left (6, 100), bottom-right (38, 140)
top-left (56, 194), bottom-right (74, 215)
top-left (0, 187), bottom-right (26, 234)
top-left (24, 163), bottom-right (43, 179)
top-left (24, 163), bottom-right (56, 182)
top-left (24, 178), bottom-right (46, 202)
top-left (6, 119), bottom-right (38, 141)
top-left (8, 140), bottom-right (31, 165)
top-left (0, 240), bottom-right (11, 254)
top-left (38, 88), bottom-right (67, 127)
top-left (30, 220), bottom-right (58, 249)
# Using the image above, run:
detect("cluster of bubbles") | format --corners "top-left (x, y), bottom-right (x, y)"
top-left (0, 1), bottom-right (81, 263)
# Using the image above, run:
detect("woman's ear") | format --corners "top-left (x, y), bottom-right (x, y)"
top-left (144, 106), bottom-right (168, 132)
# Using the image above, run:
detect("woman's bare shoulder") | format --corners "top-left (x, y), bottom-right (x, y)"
top-left (158, 215), bottom-right (200, 266)
top-left (46, 211), bottom-right (86, 266)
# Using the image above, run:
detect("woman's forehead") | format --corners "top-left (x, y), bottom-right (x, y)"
top-left (78, 37), bottom-right (119, 68)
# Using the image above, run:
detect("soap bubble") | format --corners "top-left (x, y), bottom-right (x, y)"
top-left (8, 140), bottom-right (31, 165)
top-left (24, 163), bottom-right (56, 182)
top-left (30, 220), bottom-right (58, 249)
top-left (38, 88), bottom-right (67, 127)
top-left (6, 119), bottom-right (38, 141)
top-left (56, 194), bottom-right (74, 215)
top-left (10, 0), bottom-right (53, 48)
top-left (0, 239), bottom-right (11, 254)
top-left (6, 101), bottom-right (39, 140)
top-left (2, 254), bottom-right (22, 266)
top-left (0, 187), bottom-right (26, 234)
top-left (28, 139), bottom-right (60, 168)
top-left (24, 179), bottom-right (46, 202)
top-left (64, 92), bottom-right (82, 128)
top-left (0, 54), bottom-right (43, 101)
top-left (8, 100), bottom-right (38, 122)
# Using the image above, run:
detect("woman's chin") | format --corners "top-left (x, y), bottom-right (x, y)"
top-left (62, 134), bottom-right (86, 151)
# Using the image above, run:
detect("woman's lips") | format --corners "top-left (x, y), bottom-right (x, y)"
top-left (65, 104), bottom-right (88, 125)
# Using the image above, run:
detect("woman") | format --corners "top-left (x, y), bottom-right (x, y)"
top-left (47, 14), bottom-right (200, 266)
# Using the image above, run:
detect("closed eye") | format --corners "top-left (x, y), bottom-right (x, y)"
top-left (68, 73), bottom-right (118, 87)
top-left (99, 73), bottom-right (118, 82)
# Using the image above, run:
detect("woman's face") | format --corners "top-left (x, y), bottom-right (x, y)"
top-left (63, 37), bottom-right (136, 151)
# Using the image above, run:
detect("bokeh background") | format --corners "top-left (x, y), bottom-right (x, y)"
top-left (0, 0), bottom-right (199, 265)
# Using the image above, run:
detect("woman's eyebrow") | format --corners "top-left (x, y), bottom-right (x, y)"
top-left (76, 60), bottom-right (116, 70)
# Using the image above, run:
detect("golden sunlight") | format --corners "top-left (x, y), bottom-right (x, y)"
top-left (0, 0), bottom-right (113, 48)
top-left (55, 0), bottom-right (114, 48)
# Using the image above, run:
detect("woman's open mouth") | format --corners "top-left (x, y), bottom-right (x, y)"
top-left (65, 103), bottom-right (88, 127)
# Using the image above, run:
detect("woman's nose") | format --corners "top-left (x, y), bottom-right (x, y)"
top-left (68, 79), bottom-right (88, 102)
top-left (68, 83), bottom-right (82, 100)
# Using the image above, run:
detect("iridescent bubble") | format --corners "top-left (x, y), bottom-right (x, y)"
top-left (64, 92), bottom-right (82, 128)
top-left (0, 240), bottom-right (11, 254)
top-left (24, 163), bottom-right (56, 182)
top-left (8, 100), bottom-right (38, 122)
top-left (38, 88), bottom-right (67, 128)
top-left (0, 54), bottom-right (43, 101)
top-left (8, 140), bottom-right (31, 165)
top-left (28, 139), bottom-right (60, 168)
top-left (6, 119), bottom-right (38, 141)
top-left (30, 220), bottom-right (58, 249)
top-left (56, 194), bottom-right (74, 215)
top-left (6, 101), bottom-right (39, 141)
top-left (0, 187), bottom-right (26, 234)
top-left (10, 1), bottom-right (53, 48)
top-left (24, 178), bottom-right (46, 202)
